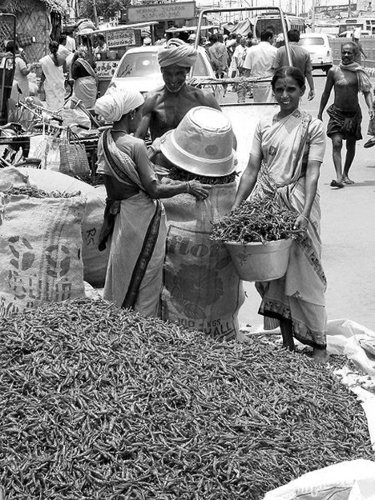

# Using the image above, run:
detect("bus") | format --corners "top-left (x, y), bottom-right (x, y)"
top-left (338, 17), bottom-right (375, 35)
top-left (252, 13), bottom-right (306, 39)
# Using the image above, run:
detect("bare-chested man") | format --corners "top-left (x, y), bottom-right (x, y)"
top-left (318, 42), bottom-right (373, 187)
top-left (135, 38), bottom-right (221, 171)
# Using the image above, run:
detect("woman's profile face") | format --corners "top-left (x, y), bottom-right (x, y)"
top-left (273, 75), bottom-right (305, 114)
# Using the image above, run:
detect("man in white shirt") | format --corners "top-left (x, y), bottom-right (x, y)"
top-left (243, 29), bottom-right (277, 103)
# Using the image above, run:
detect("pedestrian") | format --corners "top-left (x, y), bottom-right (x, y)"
top-left (95, 88), bottom-right (210, 317)
top-left (233, 37), bottom-right (247, 76)
top-left (232, 37), bottom-right (248, 103)
top-left (233, 66), bottom-right (328, 362)
top-left (6, 41), bottom-right (34, 102)
top-left (5, 41), bottom-right (36, 127)
top-left (134, 38), bottom-right (221, 173)
top-left (208, 33), bottom-right (228, 80)
top-left (39, 40), bottom-right (67, 112)
top-left (65, 32), bottom-right (76, 53)
top-left (94, 34), bottom-right (107, 59)
top-left (318, 42), bottom-right (373, 187)
top-left (242, 29), bottom-right (277, 103)
top-left (274, 29), bottom-right (315, 101)
top-left (352, 29), bottom-right (367, 64)
top-left (70, 46), bottom-right (98, 109)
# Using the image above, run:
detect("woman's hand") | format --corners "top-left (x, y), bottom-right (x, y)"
top-left (148, 137), bottom-right (161, 160)
top-left (186, 181), bottom-right (211, 200)
top-left (294, 214), bottom-right (309, 232)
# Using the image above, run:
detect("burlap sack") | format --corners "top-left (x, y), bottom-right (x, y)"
top-left (0, 191), bottom-right (86, 317)
top-left (161, 182), bottom-right (245, 339)
top-left (1, 167), bottom-right (109, 287)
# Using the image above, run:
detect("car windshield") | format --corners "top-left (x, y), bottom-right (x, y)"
top-left (116, 52), bottom-right (160, 78)
top-left (115, 50), bottom-right (210, 79)
top-left (300, 37), bottom-right (325, 46)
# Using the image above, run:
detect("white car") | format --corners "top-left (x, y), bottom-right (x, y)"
top-left (107, 45), bottom-right (223, 102)
top-left (299, 33), bottom-right (333, 73)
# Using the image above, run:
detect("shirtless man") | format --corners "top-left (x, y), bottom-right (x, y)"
top-left (318, 42), bottom-right (373, 187)
top-left (135, 38), bottom-right (221, 170)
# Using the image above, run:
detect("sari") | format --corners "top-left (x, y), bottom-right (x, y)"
top-left (72, 58), bottom-right (98, 109)
top-left (97, 130), bottom-right (166, 317)
top-left (250, 109), bottom-right (327, 349)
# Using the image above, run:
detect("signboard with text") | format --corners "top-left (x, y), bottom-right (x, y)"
top-left (96, 60), bottom-right (119, 79)
top-left (127, 2), bottom-right (195, 24)
top-left (106, 28), bottom-right (136, 49)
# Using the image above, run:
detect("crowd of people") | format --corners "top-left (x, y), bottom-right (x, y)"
top-left (4, 24), bottom-right (375, 362)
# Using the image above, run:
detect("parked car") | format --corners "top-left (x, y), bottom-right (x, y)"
top-left (299, 33), bottom-right (333, 73)
top-left (107, 45), bottom-right (223, 103)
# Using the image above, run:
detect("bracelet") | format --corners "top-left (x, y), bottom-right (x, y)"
top-left (300, 214), bottom-right (309, 222)
top-left (186, 181), bottom-right (191, 194)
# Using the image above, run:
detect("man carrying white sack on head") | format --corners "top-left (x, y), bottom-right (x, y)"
top-left (95, 88), bottom-right (210, 318)
top-left (135, 38), bottom-right (222, 173)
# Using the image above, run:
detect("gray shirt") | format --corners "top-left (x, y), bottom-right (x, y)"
top-left (274, 42), bottom-right (312, 77)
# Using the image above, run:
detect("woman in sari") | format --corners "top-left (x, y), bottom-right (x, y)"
top-left (39, 41), bottom-right (66, 112)
top-left (95, 88), bottom-right (210, 317)
top-left (71, 47), bottom-right (98, 109)
top-left (233, 66), bottom-right (328, 361)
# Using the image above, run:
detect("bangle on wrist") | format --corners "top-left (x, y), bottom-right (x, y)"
top-left (186, 181), bottom-right (191, 194)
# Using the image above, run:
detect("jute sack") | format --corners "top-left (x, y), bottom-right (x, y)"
top-left (0, 190), bottom-right (86, 317)
top-left (18, 168), bottom-right (109, 287)
top-left (161, 182), bottom-right (245, 339)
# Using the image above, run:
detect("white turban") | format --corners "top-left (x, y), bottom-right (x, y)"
top-left (94, 87), bottom-right (144, 123)
top-left (158, 38), bottom-right (197, 68)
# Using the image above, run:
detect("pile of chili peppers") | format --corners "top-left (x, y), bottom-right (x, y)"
top-left (3, 186), bottom-right (81, 198)
top-left (0, 298), bottom-right (372, 499)
top-left (211, 198), bottom-right (304, 243)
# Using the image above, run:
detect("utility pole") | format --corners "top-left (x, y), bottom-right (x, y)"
top-left (311, 0), bottom-right (316, 32)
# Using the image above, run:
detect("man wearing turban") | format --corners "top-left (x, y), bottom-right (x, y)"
top-left (135, 38), bottom-right (222, 169)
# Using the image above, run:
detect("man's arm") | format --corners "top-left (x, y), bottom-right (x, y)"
top-left (134, 94), bottom-right (155, 139)
top-left (198, 88), bottom-right (221, 111)
top-left (305, 55), bottom-right (315, 101)
top-left (318, 68), bottom-right (335, 120)
top-left (273, 48), bottom-right (282, 71)
top-left (363, 90), bottom-right (374, 119)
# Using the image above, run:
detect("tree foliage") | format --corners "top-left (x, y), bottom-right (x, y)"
top-left (78, 0), bottom-right (130, 21)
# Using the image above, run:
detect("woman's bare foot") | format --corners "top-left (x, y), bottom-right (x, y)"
top-left (342, 175), bottom-right (355, 184)
top-left (312, 348), bottom-right (329, 362)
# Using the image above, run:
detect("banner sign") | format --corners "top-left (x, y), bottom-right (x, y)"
top-left (127, 2), bottom-right (195, 24)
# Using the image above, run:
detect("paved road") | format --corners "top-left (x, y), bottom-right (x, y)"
top-left (238, 71), bottom-right (375, 332)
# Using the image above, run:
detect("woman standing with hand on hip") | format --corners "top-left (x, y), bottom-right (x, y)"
top-left (233, 66), bottom-right (328, 362)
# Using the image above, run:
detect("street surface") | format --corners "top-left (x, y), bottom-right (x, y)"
top-left (237, 71), bottom-right (375, 332)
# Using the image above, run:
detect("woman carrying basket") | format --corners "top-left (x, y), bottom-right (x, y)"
top-left (95, 88), bottom-right (209, 317)
top-left (233, 66), bottom-right (328, 361)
